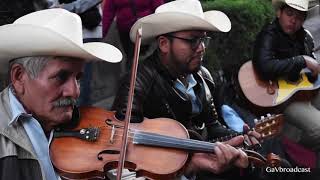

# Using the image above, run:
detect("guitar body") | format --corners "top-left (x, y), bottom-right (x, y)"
top-left (238, 61), bottom-right (320, 107)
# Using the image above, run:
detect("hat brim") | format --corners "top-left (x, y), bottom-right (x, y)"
top-left (0, 24), bottom-right (122, 73)
top-left (130, 10), bottom-right (231, 44)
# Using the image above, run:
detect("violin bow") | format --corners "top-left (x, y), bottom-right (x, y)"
top-left (116, 27), bottom-right (143, 180)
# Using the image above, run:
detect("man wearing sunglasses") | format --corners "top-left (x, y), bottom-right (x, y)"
top-left (112, 0), bottom-right (261, 179)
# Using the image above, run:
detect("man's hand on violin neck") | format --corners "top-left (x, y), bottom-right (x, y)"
top-left (224, 135), bottom-right (244, 147)
top-left (185, 136), bottom-right (249, 175)
top-left (243, 124), bottom-right (262, 149)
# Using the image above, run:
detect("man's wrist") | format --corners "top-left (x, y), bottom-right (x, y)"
top-left (181, 174), bottom-right (196, 180)
top-left (183, 154), bottom-right (197, 179)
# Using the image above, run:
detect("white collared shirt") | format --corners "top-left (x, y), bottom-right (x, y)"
top-left (174, 74), bottom-right (202, 114)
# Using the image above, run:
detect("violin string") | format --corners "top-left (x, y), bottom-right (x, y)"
top-left (96, 127), bottom-right (215, 150)
top-left (92, 126), bottom-right (211, 147)
top-left (92, 126), bottom-right (183, 145)
top-left (78, 126), bottom-right (266, 162)
top-left (82, 125), bottom-right (252, 149)
top-left (96, 125), bottom-right (137, 136)
top-left (91, 126), bottom-right (137, 143)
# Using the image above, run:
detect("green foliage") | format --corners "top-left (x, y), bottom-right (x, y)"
top-left (202, 0), bottom-right (274, 78)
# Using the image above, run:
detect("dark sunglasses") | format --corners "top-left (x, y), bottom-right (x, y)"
top-left (165, 34), bottom-right (211, 50)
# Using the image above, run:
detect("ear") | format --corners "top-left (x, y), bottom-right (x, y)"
top-left (10, 64), bottom-right (28, 95)
top-left (158, 36), bottom-right (170, 54)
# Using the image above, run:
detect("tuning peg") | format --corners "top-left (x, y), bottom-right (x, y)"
top-left (260, 116), bottom-right (265, 121)
top-left (267, 113), bottom-right (272, 117)
top-left (254, 118), bottom-right (258, 124)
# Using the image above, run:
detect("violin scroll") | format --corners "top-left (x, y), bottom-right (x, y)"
top-left (245, 149), bottom-right (282, 168)
top-left (266, 153), bottom-right (281, 167)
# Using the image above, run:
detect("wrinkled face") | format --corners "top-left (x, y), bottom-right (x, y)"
top-left (19, 58), bottom-right (84, 131)
top-left (166, 30), bottom-right (208, 74)
top-left (277, 6), bottom-right (306, 35)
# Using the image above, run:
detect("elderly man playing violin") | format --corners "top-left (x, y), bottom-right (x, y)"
top-left (112, 0), bottom-right (261, 179)
top-left (0, 9), bottom-right (122, 180)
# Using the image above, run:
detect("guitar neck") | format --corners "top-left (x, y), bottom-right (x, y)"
top-left (212, 132), bottom-right (242, 142)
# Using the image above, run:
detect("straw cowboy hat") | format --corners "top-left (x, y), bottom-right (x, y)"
top-left (272, 0), bottom-right (310, 11)
top-left (130, 0), bottom-right (231, 44)
top-left (0, 8), bottom-right (122, 73)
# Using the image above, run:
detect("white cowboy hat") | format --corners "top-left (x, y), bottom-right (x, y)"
top-left (130, 0), bottom-right (231, 44)
top-left (272, 0), bottom-right (310, 11)
top-left (0, 8), bottom-right (122, 73)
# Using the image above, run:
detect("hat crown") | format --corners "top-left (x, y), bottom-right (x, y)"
top-left (14, 8), bottom-right (83, 45)
top-left (287, 0), bottom-right (309, 11)
top-left (0, 8), bottom-right (122, 74)
top-left (272, 0), bottom-right (310, 11)
top-left (156, 0), bottom-right (204, 19)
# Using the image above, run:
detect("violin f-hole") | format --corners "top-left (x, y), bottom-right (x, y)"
top-left (97, 150), bottom-right (121, 160)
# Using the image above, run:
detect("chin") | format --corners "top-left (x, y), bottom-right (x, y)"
top-left (285, 29), bottom-right (296, 35)
top-left (63, 111), bottom-right (73, 119)
top-left (190, 64), bottom-right (201, 73)
top-left (57, 113), bottom-right (73, 124)
top-left (53, 107), bottom-right (73, 120)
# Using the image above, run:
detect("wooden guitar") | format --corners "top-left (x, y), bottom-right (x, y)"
top-left (238, 61), bottom-right (320, 107)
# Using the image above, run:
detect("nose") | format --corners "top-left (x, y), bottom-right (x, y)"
top-left (290, 17), bottom-right (296, 24)
top-left (289, 15), bottom-right (298, 24)
top-left (63, 78), bottom-right (80, 99)
top-left (195, 41), bottom-right (206, 52)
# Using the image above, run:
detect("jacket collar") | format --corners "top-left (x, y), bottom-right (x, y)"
top-left (0, 87), bottom-right (36, 157)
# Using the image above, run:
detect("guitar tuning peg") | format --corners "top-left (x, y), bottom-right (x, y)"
top-left (254, 118), bottom-right (258, 124)
top-left (260, 116), bottom-right (265, 121)
top-left (267, 113), bottom-right (272, 117)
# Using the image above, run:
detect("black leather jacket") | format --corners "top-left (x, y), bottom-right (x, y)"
top-left (112, 52), bottom-right (235, 140)
top-left (253, 19), bottom-right (315, 82)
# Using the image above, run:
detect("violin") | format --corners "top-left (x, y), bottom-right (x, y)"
top-left (50, 28), bottom-right (283, 179)
top-left (50, 106), bottom-right (282, 180)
